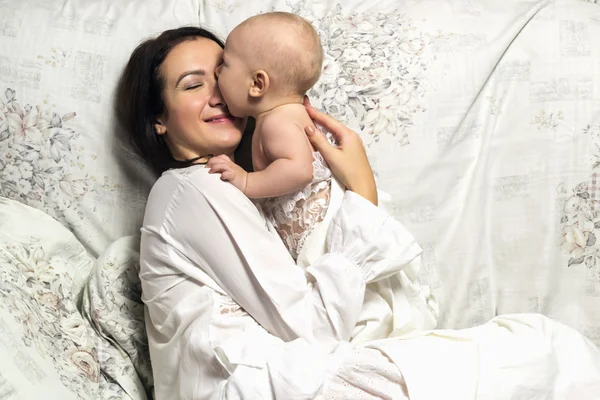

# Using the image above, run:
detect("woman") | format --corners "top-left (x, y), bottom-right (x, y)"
top-left (117, 27), bottom-right (600, 399)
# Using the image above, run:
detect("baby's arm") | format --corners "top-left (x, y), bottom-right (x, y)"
top-left (208, 118), bottom-right (314, 198)
top-left (246, 118), bottom-right (314, 198)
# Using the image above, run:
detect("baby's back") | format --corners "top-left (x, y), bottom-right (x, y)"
top-left (252, 103), bottom-right (315, 170)
top-left (254, 103), bottom-right (332, 259)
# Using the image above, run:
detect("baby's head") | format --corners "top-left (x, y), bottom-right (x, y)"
top-left (217, 12), bottom-right (323, 117)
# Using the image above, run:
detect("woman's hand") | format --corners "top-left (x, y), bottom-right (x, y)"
top-left (303, 97), bottom-right (378, 206)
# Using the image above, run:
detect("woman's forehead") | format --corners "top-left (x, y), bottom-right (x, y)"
top-left (163, 38), bottom-right (223, 79)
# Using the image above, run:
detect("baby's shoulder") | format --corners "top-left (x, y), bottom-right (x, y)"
top-left (260, 105), bottom-right (311, 133)
top-left (277, 103), bottom-right (311, 121)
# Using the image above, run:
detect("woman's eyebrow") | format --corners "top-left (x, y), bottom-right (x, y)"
top-left (175, 69), bottom-right (205, 85)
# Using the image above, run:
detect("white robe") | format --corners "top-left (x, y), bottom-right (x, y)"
top-left (140, 165), bottom-right (600, 400)
top-left (297, 177), bottom-right (439, 343)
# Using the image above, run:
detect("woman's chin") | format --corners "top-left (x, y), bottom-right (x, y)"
top-left (218, 128), bottom-right (244, 151)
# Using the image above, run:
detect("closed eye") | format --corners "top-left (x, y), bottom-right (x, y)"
top-left (185, 83), bottom-right (203, 90)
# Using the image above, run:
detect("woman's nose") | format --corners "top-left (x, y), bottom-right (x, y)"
top-left (215, 64), bottom-right (222, 77)
top-left (208, 80), bottom-right (226, 107)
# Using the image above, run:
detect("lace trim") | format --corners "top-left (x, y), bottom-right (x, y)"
top-left (259, 151), bottom-right (332, 259)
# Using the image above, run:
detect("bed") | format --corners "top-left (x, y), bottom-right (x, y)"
top-left (1, 0), bottom-right (599, 398)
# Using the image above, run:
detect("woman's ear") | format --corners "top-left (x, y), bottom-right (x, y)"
top-left (154, 117), bottom-right (167, 135)
top-left (249, 70), bottom-right (269, 98)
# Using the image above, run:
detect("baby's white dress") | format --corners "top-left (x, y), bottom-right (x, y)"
top-left (258, 150), bottom-right (333, 260)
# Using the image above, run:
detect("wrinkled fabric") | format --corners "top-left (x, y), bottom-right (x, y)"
top-left (140, 165), bottom-right (429, 399)
top-left (140, 165), bottom-right (600, 400)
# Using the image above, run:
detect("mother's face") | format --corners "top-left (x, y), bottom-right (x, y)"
top-left (155, 38), bottom-right (246, 161)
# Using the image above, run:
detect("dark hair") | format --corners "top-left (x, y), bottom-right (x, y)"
top-left (115, 27), bottom-right (225, 175)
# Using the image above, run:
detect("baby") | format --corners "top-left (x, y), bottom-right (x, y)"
top-left (210, 12), bottom-right (438, 341)
top-left (212, 11), bottom-right (331, 260)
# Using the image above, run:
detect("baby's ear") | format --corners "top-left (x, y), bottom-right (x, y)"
top-left (249, 70), bottom-right (269, 98)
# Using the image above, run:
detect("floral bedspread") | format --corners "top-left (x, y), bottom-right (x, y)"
top-left (0, 197), bottom-right (151, 400)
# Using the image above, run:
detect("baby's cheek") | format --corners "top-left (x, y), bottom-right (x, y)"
top-left (220, 84), bottom-right (234, 103)
top-left (218, 79), bottom-right (229, 93)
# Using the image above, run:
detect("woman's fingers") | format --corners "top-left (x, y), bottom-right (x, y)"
top-left (304, 125), bottom-right (335, 160)
top-left (303, 95), bottom-right (311, 108)
top-left (304, 103), bottom-right (347, 144)
top-left (302, 95), bottom-right (319, 136)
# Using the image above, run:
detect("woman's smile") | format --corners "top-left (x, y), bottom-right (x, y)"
top-left (204, 113), bottom-right (237, 124)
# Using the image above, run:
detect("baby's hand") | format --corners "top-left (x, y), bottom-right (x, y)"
top-left (207, 154), bottom-right (248, 193)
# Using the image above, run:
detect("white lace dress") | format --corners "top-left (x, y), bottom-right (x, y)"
top-left (258, 151), bottom-right (332, 260)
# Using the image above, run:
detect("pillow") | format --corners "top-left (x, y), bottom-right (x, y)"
top-left (82, 235), bottom-right (153, 398)
top-left (0, 0), bottom-right (201, 257)
top-left (0, 198), bottom-right (144, 399)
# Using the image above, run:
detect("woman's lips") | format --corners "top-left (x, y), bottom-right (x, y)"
top-left (205, 114), bottom-right (235, 123)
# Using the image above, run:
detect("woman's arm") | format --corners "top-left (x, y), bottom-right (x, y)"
top-left (205, 304), bottom-right (352, 400)
top-left (156, 168), bottom-right (421, 344)
top-left (157, 104), bottom-right (424, 344)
